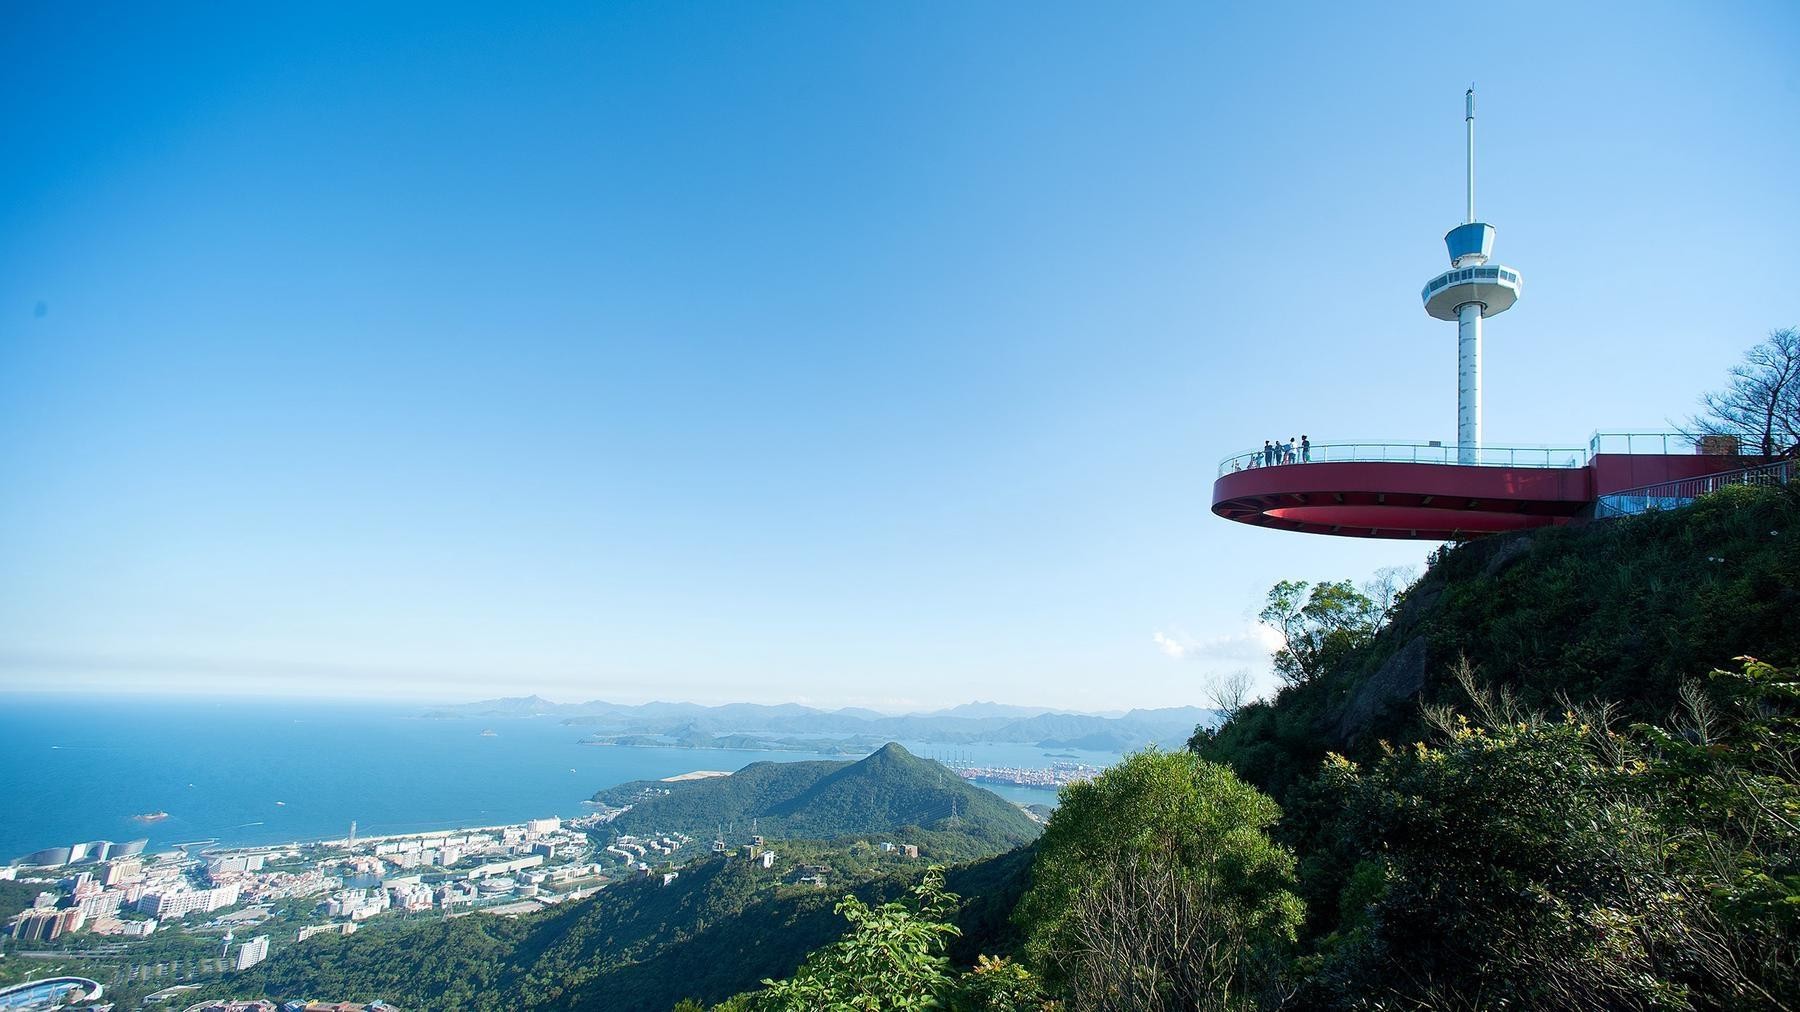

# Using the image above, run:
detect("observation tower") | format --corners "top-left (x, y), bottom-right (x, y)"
top-left (1209, 92), bottom-right (1763, 540)
top-left (1422, 89), bottom-right (1521, 465)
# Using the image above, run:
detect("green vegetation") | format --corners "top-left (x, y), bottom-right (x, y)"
top-left (1017, 750), bottom-right (1301, 1011)
top-left (1196, 482), bottom-right (1800, 802)
top-left (1290, 657), bottom-right (1799, 1009)
top-left (594, 743), bottom-right (1042, 863)
top-left (0, 880), bottom-right (37, 922)
top-left (1257, 578), bottom-right (1385, 688)
top-left (679, 870), bottom-right (1057, 1012)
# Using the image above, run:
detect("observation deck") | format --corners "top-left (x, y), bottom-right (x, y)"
top-left (1211, 433), bottom-right (1757, 540)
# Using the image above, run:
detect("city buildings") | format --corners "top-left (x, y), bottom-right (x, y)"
top-left (4, 810), bottom-right (608, 967)
top-left (209, 853), bottom-right (268, 877)
top-left (101, 857), bottom-right (143, 886)
top-left (8, 908), bottom-right (67, 941)
top-left (87, 915), bottom-right (158, 936)
top-left (297, 921), bottom-right (359, 942)
top-left (320, 888), bottom-right (389, 920)
top-left (137, 882), bottom-right (242, 919)
top-left (75, 888), bottom-right (125, 919)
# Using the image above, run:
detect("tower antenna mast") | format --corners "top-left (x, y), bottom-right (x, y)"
top-left (1465, 86), bottom-right (1476, 225)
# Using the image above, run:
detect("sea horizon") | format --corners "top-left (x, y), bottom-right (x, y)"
top-left (0, 694), bottom-right (1108, 861)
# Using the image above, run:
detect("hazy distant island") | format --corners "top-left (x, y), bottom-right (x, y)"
top-left (578, 731), bottom-right (889, 755)
top-left (423, 696), bottom-right (1219, 753)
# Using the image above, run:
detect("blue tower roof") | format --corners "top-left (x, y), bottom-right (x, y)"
top-left (1445, 222), bottom-right (1494, 265)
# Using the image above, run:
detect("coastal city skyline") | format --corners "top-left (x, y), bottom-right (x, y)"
top-left (4, 3), bottom-right (1797, 712)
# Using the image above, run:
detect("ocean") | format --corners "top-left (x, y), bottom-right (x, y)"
top-left (0, 695), bottom-right (1115, 861)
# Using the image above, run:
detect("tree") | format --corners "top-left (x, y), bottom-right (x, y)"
top-left (715, 870), bottom-right (1060, 1012)
top-left (1204, 669), bottom-right (1253, 722)
top-left (1016, 749), bottom-right (1303, 1012)
top-left (1690, 326), bottom-right (1800, 457)
top-left (746, 869), bottom-right (961, 1011)
top-left (1362, 565), bottom-right (1416, 624)
top-left (1259, 580), bottom-right (1380, 687)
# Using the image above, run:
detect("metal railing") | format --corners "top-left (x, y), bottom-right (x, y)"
top-left (1217, 432), bottom-right (1715, 478)
top-left (1218, 441), bottom-right (1587, 477)
top-left (1587, 431), bottom-right (1696, 457)
top-left (1594, 459), bottom-right (1793, 519)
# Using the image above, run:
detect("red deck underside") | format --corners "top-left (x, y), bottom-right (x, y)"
top-left (1210, 454), bottom-right (1750, 540)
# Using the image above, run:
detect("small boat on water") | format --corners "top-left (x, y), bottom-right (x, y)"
top-left (480, 729), bottom-right (498, 737)
top-left (133, 811), bottom-right (169, 823)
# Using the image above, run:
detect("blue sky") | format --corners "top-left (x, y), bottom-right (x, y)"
top-left (1, 2), bottom-right (1795, 710)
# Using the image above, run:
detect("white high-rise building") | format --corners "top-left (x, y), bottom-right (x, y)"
top-left (234, 934), bottom-right (270, 970)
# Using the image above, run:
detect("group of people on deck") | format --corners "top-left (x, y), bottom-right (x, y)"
top-left (1239, 435), bottom-right (1310, 469)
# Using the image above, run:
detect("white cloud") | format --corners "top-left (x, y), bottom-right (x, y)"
top-left (1152, 631), bottom-right (1189, 659)
top-left (1151, 623), bottom-right (1283, 665)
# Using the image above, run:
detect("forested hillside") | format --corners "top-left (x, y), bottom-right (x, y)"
top-left (1199, 482), bottom-right (1800, 801)
top-left (219, 844), bottom-right (1035, 1011)
top-left (593, 743), bottom-right (1041, 861)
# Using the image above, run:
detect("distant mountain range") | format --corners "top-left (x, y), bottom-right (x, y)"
top-left (425, 696), bottom-right (1217, 753)
top-left (591, 743), bottom-right (1042, 860)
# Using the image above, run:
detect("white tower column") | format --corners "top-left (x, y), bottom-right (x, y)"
top-left (1457, 302), bottom-right (1481, 463)
top-left (1421, 88), bottom-right (1519, 468)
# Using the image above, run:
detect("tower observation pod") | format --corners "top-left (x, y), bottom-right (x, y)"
top-left (1422, 88), bottom-right (1521, 464)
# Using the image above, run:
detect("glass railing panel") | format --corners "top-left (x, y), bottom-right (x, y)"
top-left (1586, 432), bottom-right (1695, 457)
top-left (1217, 433), bottom-right (1727, 476)
top-left (1216, 441), bottom-right (1588, 476)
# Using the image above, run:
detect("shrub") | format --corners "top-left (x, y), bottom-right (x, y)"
top-left (1016, 749), bottom-right (1302, 1011)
